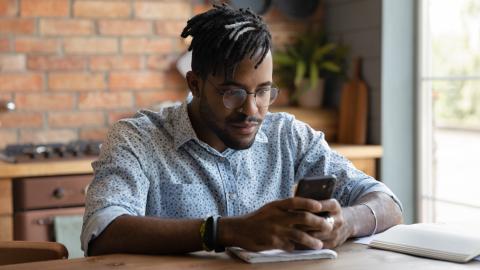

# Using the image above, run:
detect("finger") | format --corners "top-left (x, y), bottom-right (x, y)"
top-left (286, 229), bottom-right (323, 250)
top-left (295, 215), bottom-right (334, 233)
top-left (280, 241), bottom-right (296, 252)
top-left (286, 210), bottom-right (327, 229)
top-left (322, 240), bottom-right (336, 249)
top-left (317, 199), bottom-right (341, 214)
top-left (276, 197), bottom-right (322, 213)
top-left (308, 224), bottom-right (335, 240)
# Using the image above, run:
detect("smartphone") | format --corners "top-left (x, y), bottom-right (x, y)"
top-left (294, 175), bottom-right (337, 217)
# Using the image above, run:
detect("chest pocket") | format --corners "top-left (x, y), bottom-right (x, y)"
top-left (157, 183), bottom-right (219, 218)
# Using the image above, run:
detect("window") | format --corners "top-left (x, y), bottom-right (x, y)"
top-left (418, 0), bottom-right (480, 224)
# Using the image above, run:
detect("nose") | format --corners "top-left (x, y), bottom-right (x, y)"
top-left (239, 94), bottom-right (258, 116)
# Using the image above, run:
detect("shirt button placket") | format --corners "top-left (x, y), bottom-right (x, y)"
top-left (223, 158), bottom-right (238, 216)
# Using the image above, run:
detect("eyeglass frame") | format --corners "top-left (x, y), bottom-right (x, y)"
top-left (204, 77), bottom-right (280, 110)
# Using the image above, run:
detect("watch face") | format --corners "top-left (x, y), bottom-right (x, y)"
top-left (230, 0), bottom-right (273, 15)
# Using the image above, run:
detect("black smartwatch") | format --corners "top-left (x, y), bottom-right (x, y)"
top-left (202, 215), bottom-right (225, 252)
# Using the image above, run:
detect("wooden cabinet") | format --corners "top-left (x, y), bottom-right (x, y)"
top-left (0, 180), bottom-right (13, 241)
top-left (0, 160), bottom-right (94, 241)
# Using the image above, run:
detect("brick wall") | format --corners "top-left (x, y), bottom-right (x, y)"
top-left (0, 0), bottom-right (322, 147)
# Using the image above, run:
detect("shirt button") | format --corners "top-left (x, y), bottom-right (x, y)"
top-left (228, 192), bottom-right (237, 200)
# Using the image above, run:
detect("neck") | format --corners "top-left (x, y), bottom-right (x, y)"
top-left (187, 101), bottom-right (226, 152)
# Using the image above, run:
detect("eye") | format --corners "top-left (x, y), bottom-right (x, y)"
top-left (224, 89), bottom-right (246, 97)
top-left (256, 88), bottom-right (270, 97)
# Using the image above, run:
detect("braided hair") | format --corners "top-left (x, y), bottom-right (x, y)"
top-left (181, 3), bottom-right (272, 80)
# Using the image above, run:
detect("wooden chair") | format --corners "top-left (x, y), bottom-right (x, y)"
top-left (0, 241), bottom-right (68, 266)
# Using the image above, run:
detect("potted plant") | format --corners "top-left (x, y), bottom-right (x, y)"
top-left (274, 29), bottom-right (347, 108)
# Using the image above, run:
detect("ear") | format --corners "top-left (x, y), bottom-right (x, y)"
top-left (186, 71), bottom-right (201, 98)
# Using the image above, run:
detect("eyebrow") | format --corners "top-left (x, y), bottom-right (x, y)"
top-left (220, 80), bottom-right (272, 88)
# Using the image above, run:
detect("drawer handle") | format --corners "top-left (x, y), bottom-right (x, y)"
top-left (36, 217), bottom-right (53, 225)
top-left (52, 188), bottom-right (65, 199)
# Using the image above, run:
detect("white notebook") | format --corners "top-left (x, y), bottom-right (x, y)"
top-left (227, 247), bottom-right (337, 263)
top-left (369, 223), bottom-right (480, 263)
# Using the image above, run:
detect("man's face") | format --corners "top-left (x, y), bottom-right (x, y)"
top-left (197, 51), bottom-right (273, 150)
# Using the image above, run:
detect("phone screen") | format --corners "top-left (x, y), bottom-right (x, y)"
top-left (294, 175), bottom-right (336, 217)
top-left (295, 175), bottom-right (336, 200)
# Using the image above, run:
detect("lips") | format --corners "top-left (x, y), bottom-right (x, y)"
top-left (229, 122), bottom-right (258, 135)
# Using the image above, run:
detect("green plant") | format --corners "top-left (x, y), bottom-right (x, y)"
top-left (274, 29), bottom-right (348, 101)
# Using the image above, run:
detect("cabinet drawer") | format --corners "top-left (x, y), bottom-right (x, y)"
top-left (14, 207), bottom-right (84, 241)
top-left (14, 175), bottom-right (92, 211)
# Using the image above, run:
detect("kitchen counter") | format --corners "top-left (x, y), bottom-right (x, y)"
top-left (0, 159), bottom-right (95, 179)
top-left (0, 144), bottom-right (381, 179)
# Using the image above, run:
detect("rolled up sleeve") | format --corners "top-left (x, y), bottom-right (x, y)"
top-left (81, 120), bottom-right (151, 256)
top-left (80, 206), bottom-right (132, 256)
top-left (290, 118), bottom-right (403, 211)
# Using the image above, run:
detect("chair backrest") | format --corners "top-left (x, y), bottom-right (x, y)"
top-left (0, 241), bottom-right (68, 266)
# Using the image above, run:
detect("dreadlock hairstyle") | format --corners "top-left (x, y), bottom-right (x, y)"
top-left (181, 3), bottom-right (272, 80)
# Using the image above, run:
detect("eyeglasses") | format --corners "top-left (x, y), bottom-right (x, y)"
top-left (205, 78), bottom-right (279, 110)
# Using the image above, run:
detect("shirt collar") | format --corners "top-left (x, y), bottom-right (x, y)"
top-left (171, 101), bottom-right (197, 150)
top-left (169, 101), bottom-right (269, 150)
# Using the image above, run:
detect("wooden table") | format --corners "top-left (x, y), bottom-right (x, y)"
top-left (0, 242), bottom-right (478, 270)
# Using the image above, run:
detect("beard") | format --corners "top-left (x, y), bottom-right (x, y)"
top-left (198, 95), bottom-right (262, 150)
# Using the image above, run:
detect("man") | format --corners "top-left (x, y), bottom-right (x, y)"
top-left (81, 4), bottom-right (403, 256)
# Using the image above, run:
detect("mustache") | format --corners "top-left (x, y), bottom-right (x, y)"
top-left (227, 113), bottom-right (262, 124)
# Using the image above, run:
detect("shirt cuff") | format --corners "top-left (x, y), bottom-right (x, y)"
top-left (81, 206), bottom-right (132, 256)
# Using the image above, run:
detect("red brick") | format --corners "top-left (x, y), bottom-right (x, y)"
top-left (0, 130), bottom-right (17, 148)
top-left (163, 70), bottom-right (187, 89)
top-left (49, 111), bottom-right (105, 128)
top-left (108, 110), bottom-right (134, 124)
top-left (15, 38), bottom-right (60, 53)
top-left (122, 38), bottom-right (172, 54)
top-left (0, 55), bottom-right (26, 71)
top-left (48, 72), bottom-right (106, 91)
top-left (89, 56), bottom-right (142, 71)
top-left (16, 93), bottom-right (74, 110)
top-left (79, 127), bottom-right (108, 141)
top-left (99, 20), bottom-right (152, 36)
top-left (146, 55), bottom-right (175, 70)
top-left (0, 19), bottom-right (35, 34)
top-left (193, 3), bottom-right (209, 15)
top-left (0, 93), bottom-right (12, 100)
top-left (78, 92), bottom-right (133, 109)
top-left (155, 21), bottom-right (185, 36)
top-left (0, 0), bottom-right (16, 16)
top-left (0, 112), bottom-right (43, 128)
top-left (21, 0), bottom-right (69, 17)
top-left (27, 56), bottom-right (86, 71)
top-left (74, 1), bottom-right (130, 18)
top-left (40, 19), bottom-right (94, 36)
top-left (135, 2), bottom-right (190, 19)
top-left (135, 90), bottom-right (187, 108)
top-left (109, 71), bottom-right (164, 90)
top-left (64, 38), bottom-right (118, 54)
top-left (0, 38), bottom-right (9, 52)
top-left (19, 129), bottom-right (77, 144)
top-left (0, 73), bottom-right (43, 92)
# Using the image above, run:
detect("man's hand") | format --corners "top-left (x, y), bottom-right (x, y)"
top-left (218, 197), bottom-right (334, 252)
top-left (307, 199), bottom-right (354, 249)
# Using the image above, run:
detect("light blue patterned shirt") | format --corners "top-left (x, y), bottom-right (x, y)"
top-left (81, 101), bottom-right (401, 254)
